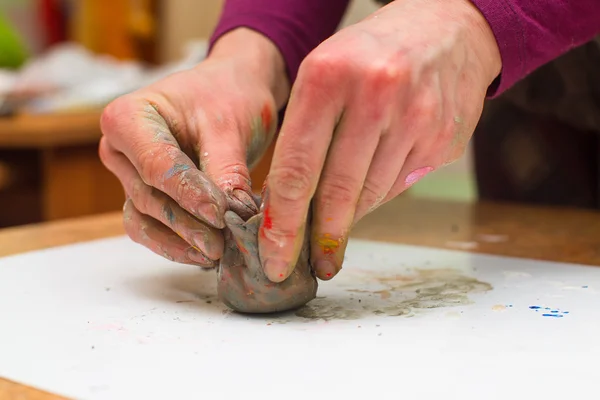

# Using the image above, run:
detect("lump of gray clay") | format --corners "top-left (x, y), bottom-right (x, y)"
top-left (217, 210), bottom-right (318, 314)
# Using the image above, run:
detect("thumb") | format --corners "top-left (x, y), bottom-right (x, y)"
top-left (199, 110), bottom-right (275, 220)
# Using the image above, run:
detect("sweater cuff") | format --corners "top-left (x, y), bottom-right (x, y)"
top-left (469, 0), bottom-right (524, 98)
top-left (209, 15), bottom-right (304, 85)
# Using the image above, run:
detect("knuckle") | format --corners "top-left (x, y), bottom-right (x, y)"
top-left (269, 162), bottom-right (314, 202)
top-left (300, 51), bottom-right (345, 87)
top-left (317, 173), bottom-right (358, 206)
top-left (130, 177), bottom-right (153, 212)
top-left (174, 169), bottom-right (193, 202)
top-left (135, 147), bottom-right (162, 186)
top-left (100, 96), bottom-right (131, 137)
top-left (361, 179), bottom-right (387, 204)
top-left (366, 59), bottom-right (409, 88)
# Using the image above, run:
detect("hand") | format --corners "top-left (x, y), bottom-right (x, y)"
top-left (258, 0), bottom-right (501, 282)
top-left (99, 29), bottom-right (289, 267)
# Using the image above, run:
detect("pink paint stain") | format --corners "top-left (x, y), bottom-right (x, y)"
top-left (405, 166), bottom-right (434, 187)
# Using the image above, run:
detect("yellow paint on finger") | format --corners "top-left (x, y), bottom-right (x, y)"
top-left (316, 233), bottom-right (340, 255)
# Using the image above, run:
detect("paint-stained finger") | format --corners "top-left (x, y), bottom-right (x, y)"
top-left (123, 199), bottom-right (216, 268)
top-left (310, 100), bottom-right (382, 280)
top-left (100, 96), bottom-right (228, 229)
top-left (257, 70), bottom-right (338, 283)
top-left (194, 102), bottom-right (277, 221)
top-left (101, 140), bottom-right (224, 260)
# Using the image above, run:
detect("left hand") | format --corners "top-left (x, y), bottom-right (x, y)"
top-left (258, 0), bottom-right (502, 282)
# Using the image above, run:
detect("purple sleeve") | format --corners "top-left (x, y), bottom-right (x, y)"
top-left (209, 0), bottom-right (351, 84)
top-left (471, 0), bottom-right (600, 97)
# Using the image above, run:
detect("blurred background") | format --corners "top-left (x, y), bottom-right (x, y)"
top-left (0, 0), bottom-right (474, 229)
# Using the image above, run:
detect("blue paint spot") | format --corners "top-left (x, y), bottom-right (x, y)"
top-left (551, 310), bottom-right (559, 313)
top-left (544, 307), bottom-right (550, 310)
top-left (507, 304), bottom-right (513, 308)
top-left (563, 311), bottom-right (570, 314)
top-left (582, 286), bottom-right (588, 289)
top-left (529, 306), bottom-right (541, 309)
top-left (164, 164), bottom-right (190, 179)
top-left (542, 314), bottom-right (564, 318)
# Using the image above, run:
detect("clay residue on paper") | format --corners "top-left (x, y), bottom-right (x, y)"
top-left (293, 268), bottom-right (492, 321)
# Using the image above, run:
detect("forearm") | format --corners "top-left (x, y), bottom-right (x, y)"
top-left (209, 0), bottom-right (351, 87)
top-left (471, 0), bottom-right (600, 97)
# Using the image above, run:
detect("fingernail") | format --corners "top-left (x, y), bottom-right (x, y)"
top-left (197, 202), bottom-right (224, 228)
top-left (315, 260), bottom-right (339, 280)
top-left (232, 189), bottom-right (259, 215)
top-left (187, 248), bottom-right (213, 267)
top-left (405, 166), bottom-right (434, 187)
top-left (263, 259), bottom-right (290, 283)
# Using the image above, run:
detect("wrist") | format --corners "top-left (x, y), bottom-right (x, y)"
top-left (457, 0), bottom-right (502, 86)
top-left (208, 28), bottom-right (291, 109)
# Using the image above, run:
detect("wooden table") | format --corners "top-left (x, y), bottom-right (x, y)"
top-left (0, 111), bottom-right (273, 228)
top-left (0, 111), bottom-right (124, 227)
top-left (1, 196), bottom-right (599, 398)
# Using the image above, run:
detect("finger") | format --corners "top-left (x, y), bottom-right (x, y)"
top-left (384, 144), bottom-right (441, 203)
top-left (380, 81), bottom-right (450, 204)
top-left (123, 199), bottom-right (215, 267)
top-left (101, 96), bottom-right (228, 229)
top-left (310, 98), bottom-right (384, 280)
top-left (257, 66), bottom-right (339, 283)
top-left (196, 100), bottom-right (279, 220)
top-left (101, 138), bottom-right (224, 260)
top-left (352, 124), bottom-right (415, 223)
top-left (195, 110), bottom-right (264, 220)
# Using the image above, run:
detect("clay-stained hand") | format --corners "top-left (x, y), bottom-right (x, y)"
top-left (258, 0), bottom-right (502, 282)
top-left (218, 206), bottom-right (318, 314)
top-left (99, 29), bottom-right (289, 267)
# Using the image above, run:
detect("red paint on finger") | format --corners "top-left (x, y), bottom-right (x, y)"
top-left (260, 103), bottom-right (272, 133)
top-left (259, 183), bottom-right (272, 239)
top-left (259, 206), bottom-right (273, 241)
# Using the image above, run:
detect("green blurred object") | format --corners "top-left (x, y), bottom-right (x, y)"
top-left (0, 11), bottom-right (29, 69)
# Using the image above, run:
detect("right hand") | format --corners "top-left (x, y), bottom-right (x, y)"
top-left (99, 28), bottom-right (290, 268)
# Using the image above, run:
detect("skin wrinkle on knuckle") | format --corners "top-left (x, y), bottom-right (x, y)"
top-left (360, 179), bottom-right (387, 207)
top-left (298, 53), bottom-right (343, 96)
top-left (173, 169), bottom-right (195, 204)
top-left (317, 174), bottom-right (358, 207)
top-left (130, 178), bottom-right (152, 212)
top-left (270, 163), bottom-right (314, 203)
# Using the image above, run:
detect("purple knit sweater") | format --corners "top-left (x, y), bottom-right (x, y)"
top-left (209, 0), bottom-right (600, 97)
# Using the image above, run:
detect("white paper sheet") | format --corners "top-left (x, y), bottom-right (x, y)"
top-left (0, 236), bottom-right (599, 400)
